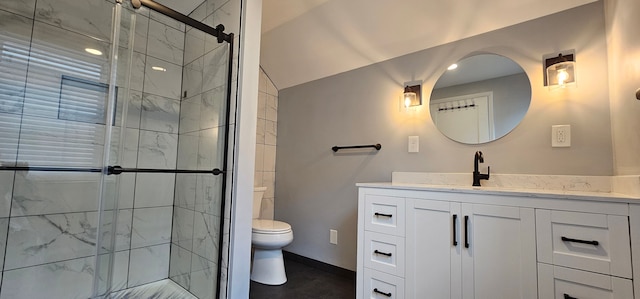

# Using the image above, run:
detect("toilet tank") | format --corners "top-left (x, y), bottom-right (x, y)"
top-left (253, 187), bottom-right (267, 219)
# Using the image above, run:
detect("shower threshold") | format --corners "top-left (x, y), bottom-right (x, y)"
top-left (105, 279), bottom-right (197, 299)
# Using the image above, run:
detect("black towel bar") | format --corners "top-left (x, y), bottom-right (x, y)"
top-left (332, 144), bottom-right (381, 152)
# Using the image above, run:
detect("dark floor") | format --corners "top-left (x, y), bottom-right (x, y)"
top-left (249, 254), bottom-right (356, 299)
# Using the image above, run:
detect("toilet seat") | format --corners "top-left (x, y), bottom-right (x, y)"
top-left (252, 219), bottom-right (292, 234)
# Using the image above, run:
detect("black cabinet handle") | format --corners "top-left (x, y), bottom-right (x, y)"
top-left (374, 212), bottom-right (393, 218)
top-left (564, 294), bottom-right (578, 299)
top-left (453, 214), bottom-right (458, 246)
top-left (561, 236), bottom-right (599, 246)
top-left (374, 250), bottom-right (392, 257)
top-left (373, 288), bottom-right (392, 297)
top-left (464, 215), bottom-right (470, 248)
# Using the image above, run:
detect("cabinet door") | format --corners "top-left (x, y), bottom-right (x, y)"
top-left (406, 199), bottom-right (462, 299)
top-left (538, 263), bottom-right (633, 299)
top-left (461, 204), bottom-right (537, 299)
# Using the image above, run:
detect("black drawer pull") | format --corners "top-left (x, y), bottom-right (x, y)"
top-left (561, 236), bottom-right (599, 246)
top-left (374, 212), bottom-right (393, 218)
top-left (373, 288), bottom-right (392, 297)
top-left (374, 250), bottom-right (392, 257)
top-left (452, 214), bottom-right (458, 246)
top-left (564, 294), bottom-right (578, 299)
top-left (464, 215), bottom-right (470, 248)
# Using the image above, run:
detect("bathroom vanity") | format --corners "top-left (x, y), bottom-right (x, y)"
top-left (356, 173), bottom-right (640, 299)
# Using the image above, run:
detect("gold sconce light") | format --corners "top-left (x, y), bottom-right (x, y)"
top-left (544, 52), bottom-right (576, 89)
top-left (403, 82), bottom-right (422, 108)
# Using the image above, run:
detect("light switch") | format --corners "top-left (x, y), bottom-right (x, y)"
top-left (552, 125), bottom-right (571, 147)
top-left (408, 136), bottom-right (419, 152)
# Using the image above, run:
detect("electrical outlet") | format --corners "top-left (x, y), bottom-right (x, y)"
top-left (408, 136), bottom-right (419, 153)
top-left (552, 125), bottom-right (571, 147)
top-left (330, 229), bottom-right (338, 245)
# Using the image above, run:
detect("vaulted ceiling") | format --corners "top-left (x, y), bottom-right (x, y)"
top-left (158, 0), bottom-right (598, 90)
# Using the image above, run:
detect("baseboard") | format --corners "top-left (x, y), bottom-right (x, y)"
top-left (283, 251), bottom-right (356, 280)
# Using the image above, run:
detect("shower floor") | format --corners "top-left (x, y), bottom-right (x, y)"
top-left (105, 279), bottom-right (197, 299)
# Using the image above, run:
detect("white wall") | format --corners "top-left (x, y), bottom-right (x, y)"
top-left (605, 0), bottom-right (640, 175)
top-left (276, 2), bottom-right (613, 270)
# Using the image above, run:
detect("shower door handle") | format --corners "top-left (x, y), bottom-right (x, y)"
top-left (106, 165), bottom-right (226, 176)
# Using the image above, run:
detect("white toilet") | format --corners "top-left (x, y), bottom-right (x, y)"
top-left (251, 187), bottom-right (294, 285)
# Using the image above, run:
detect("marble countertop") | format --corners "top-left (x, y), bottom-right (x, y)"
top-left (356, 182), bottom-right (640, 202)
top-left (356, 172), bottom-right (640, 203)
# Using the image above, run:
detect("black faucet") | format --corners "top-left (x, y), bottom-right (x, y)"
top-left (473, 151), bottom-right (490, 186)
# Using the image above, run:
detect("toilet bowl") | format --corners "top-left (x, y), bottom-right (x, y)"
top-left (251, 187), bottom-right (294, 285)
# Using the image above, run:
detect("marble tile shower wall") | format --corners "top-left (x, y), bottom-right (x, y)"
top-left (0, 0), bottom-right (192, 298)
top-left (254, 68), bottom-right (278, 220)
top-left (167, 1), bottom-right (240, 298)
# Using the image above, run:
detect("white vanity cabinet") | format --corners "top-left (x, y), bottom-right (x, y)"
top-left (357, 185), bottom-right (637, 299)
top-left (405, 198), bottom-right (537, 298)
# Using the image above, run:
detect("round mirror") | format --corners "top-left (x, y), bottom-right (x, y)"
top-left (430, 54), bottom-right (531, 144)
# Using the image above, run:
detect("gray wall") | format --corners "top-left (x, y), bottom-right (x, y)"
top-left (605, 0), bottom-right (640, 175)
top-left (276, 2), bottom-right (613, 271)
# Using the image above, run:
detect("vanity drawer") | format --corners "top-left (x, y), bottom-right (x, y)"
top-left (363, 268), bottom-right (405, 299)
top-left (538, 263), bottom-right (633, 299)
top-left (536, 210), bottom-right (631, 278)
top-left (364, 231), bottom-right (405, 277)
top-left (364, 195), bottom-right (405, 236)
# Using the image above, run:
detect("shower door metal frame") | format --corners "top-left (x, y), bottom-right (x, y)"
top-left (0, 0), bottom-right (236, 297)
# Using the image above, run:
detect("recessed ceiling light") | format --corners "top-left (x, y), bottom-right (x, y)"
top-left (447, 63), bottom-right (458, 71)
top-left (85, 48), bottom-right (103, 56)
top-left (152, 66), bottom-right (167, 72)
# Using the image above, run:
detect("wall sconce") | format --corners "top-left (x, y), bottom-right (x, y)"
top-left (544, 52), bottom-right (576, 88)
top-left (403, 84), bottom-right (421, 108)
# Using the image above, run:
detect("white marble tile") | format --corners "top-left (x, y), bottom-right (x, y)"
top-left (266, 74), bottom-right (278, 96)
top-left (134, 173), bottom-right (176, 208)
top-left (184, 28), bottom-right (206, 65)
top-left (214, 0), bottom-right (240, 37)
top-left (172, 207), bottom-right (194, 251)
top-left (0, 11), bottom-right (32, 115)
top-left (189, 2), bottom-right (207, 22)
top-left (143, 56), bottom-right (182, 100)
top-left (16, 116), bottom-right (106, 167)
top-left (179, 95), bottom-right (202, 134)
top-left (0, 172), bottom-right (13, 218)
top-left (127, 243), bottom-right (170, 288)
top-left (23, 22), bottom-right (111, 119)
top-left (182, 57), bottom-right (203, 99)
top-left (263, 145), bottom-right (276, 172)
top-left (0, 218), bottom-right (7, 270)
top-left (266, 94), bottom-right (278, 122)
top-left (97, 250), bottom-right (130, 294)
top-left (189, 254), bottom-right (217, 299)
top-left (255, 118), bottom-right (265, 144)
top-left (200, 86), bottom-right (226, 130)
top-left (0, 0), bottom-right (36, 18)
top-left (140, 93), bottom-right (180, 133)
top-left (0, 113), bottom-right (20, 163)
top-left (254, 171), bottom-right (264, 188)
top-left (169, 244), bottom-right (192, 291)
top-left (197, 127), bottom-right (223, 169)
top-left (146, 19), bottom-right (185, 66)
top-left (202, 46), bottom-right (228, 92)
top-left (175, 174), bottom-right (197, 210)
top-left (263, 171), bottom-right (275, 199)
top-left (11, 171), bottom-right (101, 216)
top-left (257, 92), bottom-right (267, 120)
top-left (192, 211), bottom-right (220, 262)
top-left (131, 206), bottom-right (172, 249)
top-left (177, 132), bottom-right (199, 169)
top-left (254, 143), bottom-right (264, 172)
top-left (108, 126), bottom-right (138, 166)
top-left (0, 256), bottom-right (95, 299)
top-left (265, 120), bottom-right (277, 145)
top-left (107, 279), bottom-right (197, 299)
top-left (137, 130), bottom-right (178, 169)
top-left (129, 52), bottom-right (146, 92)
top-left (34, 0), bottom-right (113, 41)
top-left (119, 13), bottom-right (149, 54)
top-left (194, 175), bottom-right (223, 217)
top-left (149, 10), bottom-right (186, 31)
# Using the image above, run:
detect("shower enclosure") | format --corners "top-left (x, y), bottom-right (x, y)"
top-left (0, 0), bottom-right (235, 298)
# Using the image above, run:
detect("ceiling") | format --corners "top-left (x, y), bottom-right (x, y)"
top-left (157, 0), bottom-right (597, 90)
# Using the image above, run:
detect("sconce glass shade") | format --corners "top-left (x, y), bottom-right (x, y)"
top-left (546, 61), bottom-right (575, 87)
top-left (403, 85), bottom-right (421, 107)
